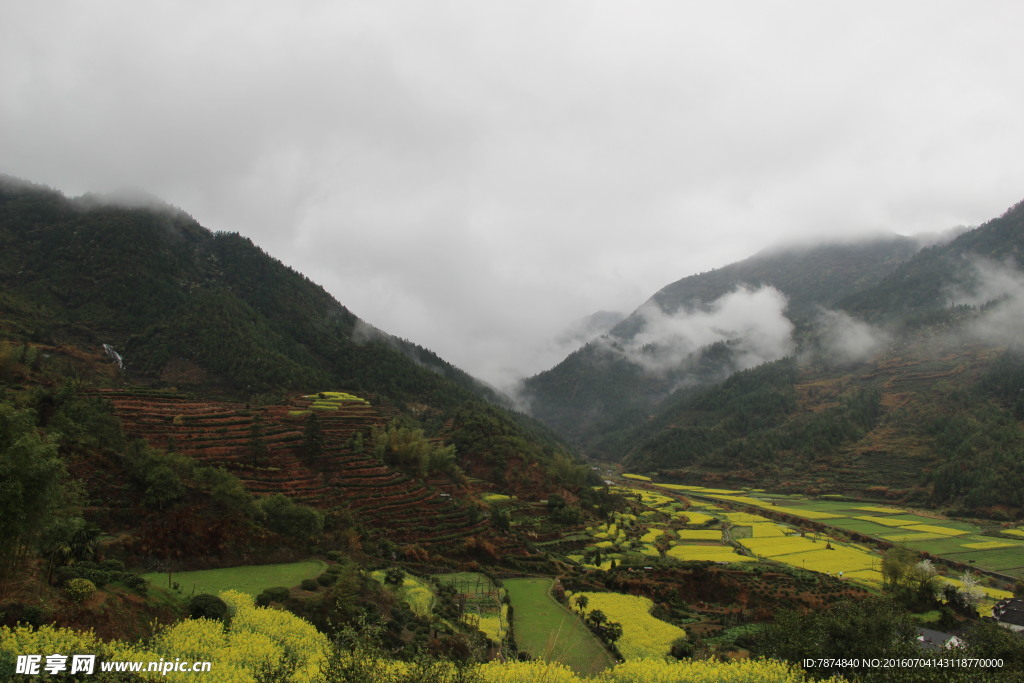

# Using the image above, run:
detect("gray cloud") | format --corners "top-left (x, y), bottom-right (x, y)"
top-left (948, 257), bottom-right (1024, 346)
top-left (602, 285), bottom-right (795, 375)
top-left (814, 310), bottom-right (891, 365)
top-left (3, 1), bottom-right (1024, 388)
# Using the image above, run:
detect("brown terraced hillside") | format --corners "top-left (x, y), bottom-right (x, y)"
top-left (96, 389), bottom-right (495, 547)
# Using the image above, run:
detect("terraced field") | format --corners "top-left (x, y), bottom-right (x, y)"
top-left (97, 389), bottom-right (490, 546)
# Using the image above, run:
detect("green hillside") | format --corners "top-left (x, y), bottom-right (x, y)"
top-left (5, 175), bottom-right (1024, 679)
top-left (523, 235), bottom-right (923, 451)
top-left (0, 175), bottom-right (502, 408)
top-left (526, 198), bottom-right (1024, 518)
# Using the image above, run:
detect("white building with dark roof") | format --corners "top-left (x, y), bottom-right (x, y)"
top-left (992, 598), bottom-right (1024, 632)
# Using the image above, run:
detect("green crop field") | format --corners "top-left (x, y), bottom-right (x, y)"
top-left (902, 536), bottom-right (983, 555)
top-left (143, 560), bottom-right (326, 596)
top-left (504, 578), bottom-right (615, 675)
top-left (887, 515), bottom-right (976, 530)
top-left (827, 518), bottom-right (907, 536)
top-left (939, 548), bottom-right (1024, 572)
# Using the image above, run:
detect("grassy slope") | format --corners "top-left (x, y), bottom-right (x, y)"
top-left (504, 578), bottom-right (615, 676)
top-left (142, 560), bottom-right (326, 596)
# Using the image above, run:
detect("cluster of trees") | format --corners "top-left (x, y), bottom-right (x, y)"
top-left (571, 595), bottom-right (623, 651)
top-left (1, 178), bottom-right (591, 509)
top-left (372, 423), bottom-right (459, 479)
top-left (0, 402), bottom-right (74, 597)
top-left (0, 178), bottom-right (510, 413)
top-left (0, 381), bottom-right (337, 606)
top-left (924, 374), bottom-right (1024, 514)
top-left (622, 355), bottom-right (889, 474)
top-left (448, 402), bottom-right (595, 494)
top-left (757, 596), bottom-right (1024, 681)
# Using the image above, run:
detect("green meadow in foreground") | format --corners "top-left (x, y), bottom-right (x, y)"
top-left (504, 577), bottom-right (616, 676)
top-left (143, 560), bottom-right (326, 596)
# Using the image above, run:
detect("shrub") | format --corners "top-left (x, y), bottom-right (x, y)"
top-left (262, 586), bottom-right (291, 602)
top-left (316, 573), bottom-right (337, 587)
top-left (257, 494), bottom-right (324, 539)
top-left (65, 578), bottom-right (96, 604)
top-left (670, 637), bottom-right (695, 659)
top-left (55, 561), bottom-right (148, 595)
top-left (188, 593), bottom-right (228, 621)
top-left (300, 579), bottom-right (318, 591)
top-left (3, 603), bottom-right (47, 627)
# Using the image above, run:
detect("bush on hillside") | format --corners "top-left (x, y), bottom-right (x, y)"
top-left (188, 593), bottom-right (228, 621)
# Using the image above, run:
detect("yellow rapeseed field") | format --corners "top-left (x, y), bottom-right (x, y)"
top-left (676, 529), bottom-right (721, 540)
top-left (567, 591), bottom-right (685, 661)
top-left (666, 545), bottom-right (755, 562)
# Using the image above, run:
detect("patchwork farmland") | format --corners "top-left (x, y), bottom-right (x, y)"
top-left (617, 476), bottom-right (1019, 605)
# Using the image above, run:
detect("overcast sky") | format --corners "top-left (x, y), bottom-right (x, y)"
top-left (4, 1), bottom-right (1024, 390)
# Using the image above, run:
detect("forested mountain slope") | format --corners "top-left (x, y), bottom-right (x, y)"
top-left (0, 175), bottom-right (499, 407)
top-left (527, 198), bottom-right (1024, 517)
top-left (0, 175), bottom-right (593, 507)
top-left (838, 199), bottom-right (1024, 323)
top-left (522, 235), bottom-right (923, 450)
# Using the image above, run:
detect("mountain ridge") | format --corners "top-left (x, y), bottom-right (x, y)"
top-left (524, 197), bottom-right (1024, 517)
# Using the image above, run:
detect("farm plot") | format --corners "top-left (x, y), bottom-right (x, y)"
top-left (904, 524), bottom-right (969, 536)
top-left (738, 535), bottom-right (883, 583)
top-left (680, 511), bottom-right (715, 526)
top-left (720, 512), bottom-right (770, 524)
top-left (303, 391), bottom-right (369, 410)
top-left (435, 572), bottom-right (498, 595)
top-left (665, 545), bottom-right (755, 563)
top-left (637, 482), bottom-right (1024, 585)
top-left (434, 572), bottom-right (506, 642)
top-left (827, 518), bottom-right (914, 537)
top-left (781, 548), bottom-right (879, 574)
top-left (676, 529), bottom-right (721, 541)
top-left (855, 515), bottom-right (920, 527)
top-left (935, 547), bottom-right (1024, 572)
top-left (372, 570), bottom-right (435, 617)
top-left (143, 560), bottom-right (325, 596)
top-left (855, 506), bottom-right (906, 514)
top-left (739, 536), bottom-right (824, 557)
top-left (504, 578), bottom-right (614, 675)
top-left (901, 535), bottom-right (985, 555)
top-left (963, 541), bottom-right (1020, 550)
top-left (567, 591), bottom-right (686, 661)
top-left (640, 528), bottom-right (668, 544)
top-left (878, 532), bottom-right (947, 543)
top-left (886, 516), bottom-right (977, 531)
top-left (765, 506), bottom-right (843, 520)
top-left (749, 523), bottom-right (789, 538)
